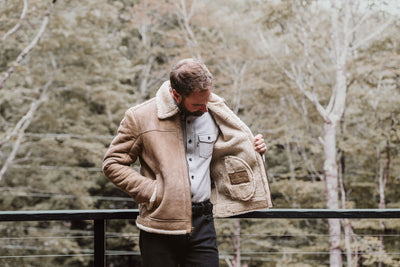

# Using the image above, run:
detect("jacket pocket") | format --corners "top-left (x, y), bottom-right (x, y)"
top-left (143, 174), bottom-right (164, 212)
top-left (198, 134), bottom-right (217, 158)
top-left (222, 156), bottom-right (256, 201)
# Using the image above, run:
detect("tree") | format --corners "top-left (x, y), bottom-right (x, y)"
top-left (258, 0), bottom-right (396, 265)
top-left (0, 1), bottom-right (57, 183)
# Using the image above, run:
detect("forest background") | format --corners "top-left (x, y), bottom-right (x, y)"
top-left (0, 0), bottom-right (399, 266)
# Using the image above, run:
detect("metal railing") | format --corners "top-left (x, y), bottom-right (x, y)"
top-left (0, 209), bottom-right (400, 266)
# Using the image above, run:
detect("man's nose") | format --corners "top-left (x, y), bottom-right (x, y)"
top-left (201, 105), bottom-right (208, 113)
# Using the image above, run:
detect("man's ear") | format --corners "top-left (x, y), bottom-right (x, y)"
top-left (171, 89), bottom-right (182, 104)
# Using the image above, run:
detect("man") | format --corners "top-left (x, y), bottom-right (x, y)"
top-left (103, 58), bottom-right (273, 266)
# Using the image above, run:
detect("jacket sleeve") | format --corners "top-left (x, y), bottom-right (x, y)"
top-left (102, 108), bottom-right (156, 205)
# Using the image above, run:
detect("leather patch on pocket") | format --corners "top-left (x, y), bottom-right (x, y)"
top-left (229, 170), bottom-right (250, 185)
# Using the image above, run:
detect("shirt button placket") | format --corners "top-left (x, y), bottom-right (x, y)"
top-left (186, 117), bottom-right (196, 200)
top-left (186, 118), bottom-right (194, 168)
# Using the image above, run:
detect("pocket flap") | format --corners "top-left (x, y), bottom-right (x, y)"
top-left (198, 134), bottom-right (217, 143)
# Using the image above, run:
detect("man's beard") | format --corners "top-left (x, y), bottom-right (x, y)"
top-left (178, 99), bottom-right (204, 117)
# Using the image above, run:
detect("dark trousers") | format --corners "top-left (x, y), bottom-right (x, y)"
top-left (139, 201), bottom-right (219, 267)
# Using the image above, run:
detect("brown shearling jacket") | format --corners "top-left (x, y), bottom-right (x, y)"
top-left (103, 81), bottom-right (273, 235)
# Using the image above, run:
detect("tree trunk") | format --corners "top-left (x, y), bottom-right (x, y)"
top-left (324, 121), bottom-right (343, 267)
top-left (233, 219), bottom-right (241, 267)
top-left (378, 140), bottom-right (390, 267)
top-left (326, 2), bottom-right (349, 260)
top-left (339, 149), bottom-right (356, 267)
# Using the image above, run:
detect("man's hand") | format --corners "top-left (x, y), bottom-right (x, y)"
top-left (254, 134), bottom-right (267, 156)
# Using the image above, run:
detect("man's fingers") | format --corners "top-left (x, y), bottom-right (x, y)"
top-left (254, 134), bottom-right (267, 155)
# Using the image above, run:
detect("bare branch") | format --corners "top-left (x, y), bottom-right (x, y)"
top-left (175, 0), bottom-right (201, 59)
top-left (230, 61), bottom-right (247, 114)
top-left (224, 256), bottom-right (233, 267)
top-left (326, 84), bottom-right (337, 114)
top-left (350, 9), bottom-right (372, 35)
top-left (297, 143), bottom-right (324, 182)
top-left (294, 79), bottom-right (330, 122)
top-left (0, 51), bottom-right (56, 181)
top-left (286, 94), bottom-right (311, 132)
top-left (258, 29), bottom-right (294, 80)
top-left (284, 138), bottom-right (296, 181)
top-left (370, 72), bottom-right (384, 110)
top-left (0, 76), bottom-right (53, 182)
top-left (0, 1), bottom-right (56, 89)
top-left (139, 56), bottom-right (155, 95)
top-left (351, 17), bottom-right (394, 52)
top-left (259, 28), bottom-right (330, 122)
top-left (1, 0), bottom-right (28, 43)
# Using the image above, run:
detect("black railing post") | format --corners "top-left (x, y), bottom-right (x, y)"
top-left (94, 219), bottom-right (105, 267)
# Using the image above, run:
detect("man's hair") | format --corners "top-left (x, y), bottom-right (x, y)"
top-left (170, 58), bottom-right (213, 97)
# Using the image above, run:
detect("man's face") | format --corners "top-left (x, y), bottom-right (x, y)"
top-left (174, 89), bottom-right (211, 117)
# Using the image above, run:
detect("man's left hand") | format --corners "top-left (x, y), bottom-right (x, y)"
top-left (254, 134), bottom-right (267, 156)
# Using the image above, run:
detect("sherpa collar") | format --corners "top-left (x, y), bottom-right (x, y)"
top-left (155, 80), bottom-right (224, 120)
top-left (156, 81), bottom-right (179, 120)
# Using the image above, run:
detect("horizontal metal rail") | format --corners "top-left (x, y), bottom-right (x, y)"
top-left (1, 209), bottom-right (400, 221)
top-left (1, 209), bottom-right (399, 267)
